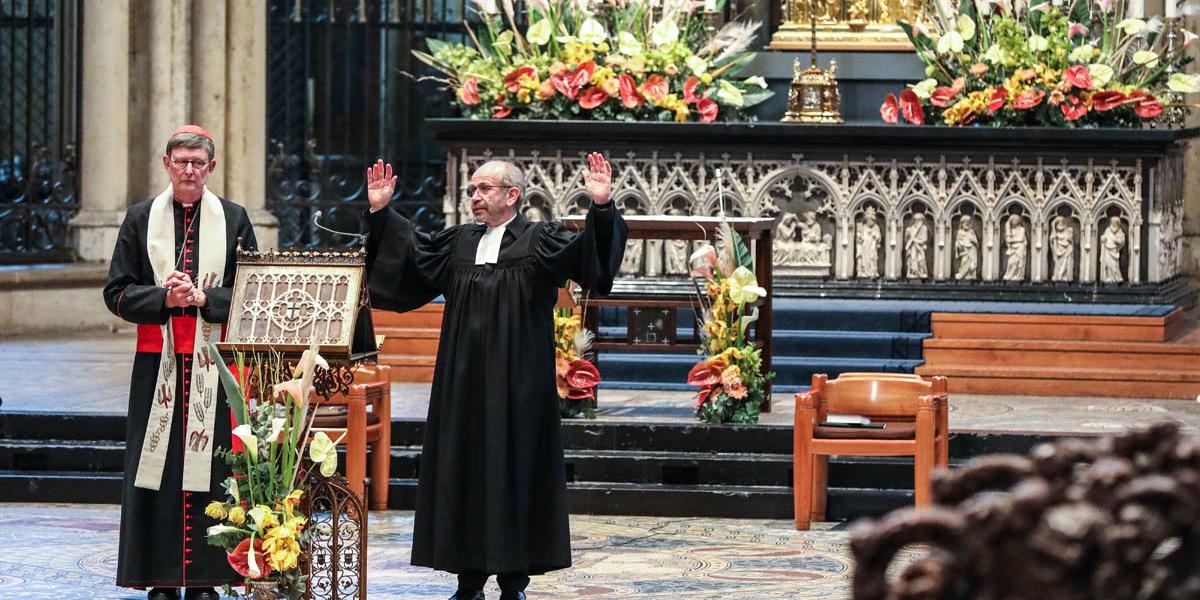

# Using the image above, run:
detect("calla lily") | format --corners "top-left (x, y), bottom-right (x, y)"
top-left (579, 18), bottom-right (607, 45)
top-left (247, 505), bottom-right (279, 533)
top-left (309, 431), bottom-right (341, 477)
top-left (266, 417), bottom-right (288, 444)
top-left (617, 31), bottom-right (641, 55)
top-left (273, 378), bottom-right (308, 407)
top-left (1168, 72), bottom-right (1200, 93)
top-left (689, 243), bottom-right (718, 278)
top-left (727, 266), bottom-right (767, 306)
top-left (232, 424), bottom-right (258, 461)
top-left (526, 19), bottom-right (551, 46)
top-left (650, 18), bottom-right (679, 46)
top-left (206, 524), bottom-right (242, 537)
top-left (744, 76), bottom-right (768, 89)
top-left (1183, 29), bottom-right (1198, 48)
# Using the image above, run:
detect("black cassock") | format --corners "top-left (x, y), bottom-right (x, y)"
top-left (103, 196), bottom-right (257, 589)
top-left (366, 203), bottom-right (626, 575)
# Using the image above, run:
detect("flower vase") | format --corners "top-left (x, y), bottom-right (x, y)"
top-left (247, 580), bottom-right (281, 600)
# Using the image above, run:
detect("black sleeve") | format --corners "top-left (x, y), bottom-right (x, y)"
top-left (103, 208), bottom-right (170, 325)
top-left (533, 202), bottom-right (627, 295)
top-left (365, 207), bottom-right (456, 313)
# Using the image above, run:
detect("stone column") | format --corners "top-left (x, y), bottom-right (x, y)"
top-left (191, 0), bottom-right (228, 198)
top-left (71, 0), bottom-right (131, 262)
top-left (225, 0), bottom-right (278, 249)
top-left (144, 0), bottom-right (192, 195)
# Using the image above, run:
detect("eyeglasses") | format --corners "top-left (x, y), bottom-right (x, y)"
top-left (466, 183), bottom-right (515, 197)
top-left (170, 158), bottom-right (211, 171)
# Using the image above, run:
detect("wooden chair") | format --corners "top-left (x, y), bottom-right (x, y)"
top-left (793, 372), bottom-right (948, 530)
top-left (311, 364), bottom-right (392, 510)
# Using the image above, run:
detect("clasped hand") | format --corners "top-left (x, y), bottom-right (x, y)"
top-left (164, 271), bottom-right (204, 308)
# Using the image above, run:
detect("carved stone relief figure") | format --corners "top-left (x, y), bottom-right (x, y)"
top-left (619, 203), bottom-right (644, 276)
top-left (904, 212), bottom-right (930, 279)
top-left (775, 212), bottom-right (801, 266)
top-left (1049, 214), bottom-right (1075, 282)
top-left (664, 207), bottom-right (691, 275)
top-left (798, 211), bottom-right (832, 266)
top-left (856, 206), bottom-right (882, 279)
top-left (1100, 216), bottom-right (1126, 283)
top-left (954, 214), bottom-right (978, 280)
top-left (1002, 214), bottom-right (1027, 281)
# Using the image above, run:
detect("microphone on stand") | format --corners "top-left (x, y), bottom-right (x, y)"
top-left (312, 210), bottom-right (367, 245)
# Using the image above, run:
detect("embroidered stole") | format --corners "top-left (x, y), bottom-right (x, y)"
top-left (134, 185), bottom-right (226, 492)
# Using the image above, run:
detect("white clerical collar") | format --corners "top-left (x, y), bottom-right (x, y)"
top-left (474, 213), bottom-right (517, 265)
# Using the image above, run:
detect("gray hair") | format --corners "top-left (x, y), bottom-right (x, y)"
top-left (477, 160), bottom-right (525, 197)
top-left (165, 132), bottom-right (215, 161)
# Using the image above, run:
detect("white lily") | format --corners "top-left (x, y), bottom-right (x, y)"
top-left (231, 424), bottom-right (258, 461)
top-left (206, 524), bottom-right (241, 537)
top-left (266, 417), bottom-right (288, 444)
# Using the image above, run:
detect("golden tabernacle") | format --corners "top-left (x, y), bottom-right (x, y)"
top-left (770, 0), bottom-right (924, 50)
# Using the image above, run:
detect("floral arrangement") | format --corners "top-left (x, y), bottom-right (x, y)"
top-left (882, 0), bottom-right (1197, 126)
top-left (203, 344), bottom-right (341, 599)
top-left (413, 0), bottom-right (773, 122)
top-left (686, 223), bottom-right (772, 424)
top-left (555, 307), bottom-right (600, 418)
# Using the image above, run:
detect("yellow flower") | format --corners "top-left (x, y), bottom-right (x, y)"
top-left (727, 266), bottom-right (767, 306)
top-left (699, 72), bottom-right (713, 84)
top-left (204, 502), bottom-right (229, 520)
top-left (248, 505), bottom-right (279, 533)
top-left (517, 88), bottom-right (532, 104)
top-left (228, 505), bottom-right (246, 525)
top-left (703, 319), bottom-right (728, 340)
top-left (263, 525), bottom-right (302, 571)
top-left (674, 106), bottom-right (690, 122)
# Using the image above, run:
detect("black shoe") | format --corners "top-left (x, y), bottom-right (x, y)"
top-left (184, 587), bottom-right (219, 600)
top-left (449, 591), bottom-right (485, 600)
top-left (147, 589), bottom-right (179, 600)
top-left (499, 593), bottom-right (526, 600)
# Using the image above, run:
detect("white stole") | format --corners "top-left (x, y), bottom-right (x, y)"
top-left (135, 185), bottom-right (226, 492)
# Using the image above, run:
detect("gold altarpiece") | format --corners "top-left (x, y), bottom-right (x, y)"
top-left (771, 0), bottom-right (925, 50)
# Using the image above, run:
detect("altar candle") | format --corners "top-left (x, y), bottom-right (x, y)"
top-left (1166, 0), bottom-right (1177, 19)
top-left (1130, 0), bottom-right (1144, 18)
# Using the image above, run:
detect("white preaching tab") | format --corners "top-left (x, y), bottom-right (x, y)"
top-left (474, 213), bottom-right (517, 265)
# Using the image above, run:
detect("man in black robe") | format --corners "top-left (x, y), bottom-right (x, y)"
top-left (103, 125), bottom-right (257, 600)
top-left (365, 153), bottom-right (626, 600)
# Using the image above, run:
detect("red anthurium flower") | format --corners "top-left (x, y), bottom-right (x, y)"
top-left (641, 74), bottom-right (669, 101)
top-left (503, 66), bottom-right (536, 93)
top-left (1068, 22), bottom-right (1089, 38)
top-left (988, 85), bottom-right (1008, 113)
top-left (551, 73), bottom-right (577, 99)
top-left (693, 384), bottom-right (718, 408)
top-left (1131, 92), bottom-right (1163, 118)
top-left (227, 538), bottom-right (273, 579)
top-left (566, 359), bottom-right (600, 392)
top-left (899, 89), bottom-right (924, 125)
top-left (571, 61), bottom-right (596, 90)
top-left (959, 110), bottom-right (978, 126)
top-left (460, 77), bottom-right (481, 105)
top-left (1063, 65), bottom-right (1092, 90)
top-left (1091, 90), bottom-right (1127, 111)
top-left (578, 86), bottom-right (608, 109)
top-left (683, 76), bottom-right (701, 104)
top-left (492, 103), bottom-right (512, 119)
top-left (618, 73), bottom-right (643, 108)
top-left (1061, 95), bottom-right (1088, 121)
top-left (880, 93), bottom-right (899, 123)
top-left (696, 98), bottom-right (719, 123)
top-left (687, 357), bottom-right (728, 387)
top-left (930, 86), bottom-right (959, 108)
top-left (1013, 89), bottom-right (1045, 109)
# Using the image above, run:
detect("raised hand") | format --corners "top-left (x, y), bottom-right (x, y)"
top-left (582, 152), bottom-right (612, 206)
top-left (366, 159), bottom-right (398, 212)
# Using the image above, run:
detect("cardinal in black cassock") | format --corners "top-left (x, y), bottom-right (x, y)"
top-left (103, 126), bottom-right (256, 600)
top-left (364, 153), bottom-right (626, 600)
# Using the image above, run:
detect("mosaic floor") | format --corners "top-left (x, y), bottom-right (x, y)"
top-left (0, 504), bottom-right (853, 599)
top-left (3, 329), bottom-right (1199, 434)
